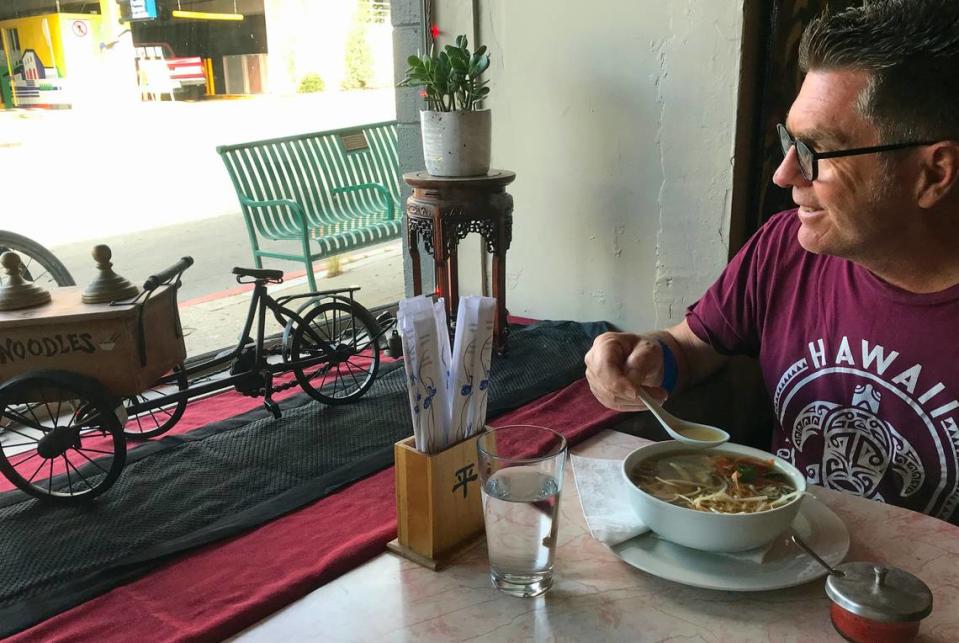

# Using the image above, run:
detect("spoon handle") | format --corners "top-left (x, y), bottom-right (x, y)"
top-left (633, 386), bottom-right (672, 424)
top-left (791, 532), bottom-right (843, 576)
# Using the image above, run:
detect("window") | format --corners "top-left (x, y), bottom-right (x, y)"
top-left (0, 0), bottom-right (400, 357)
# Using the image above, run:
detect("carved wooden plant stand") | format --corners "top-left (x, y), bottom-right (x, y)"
top-left (403, 170), bottom-right (515, 353)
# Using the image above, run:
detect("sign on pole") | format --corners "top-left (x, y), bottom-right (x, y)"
top-left (130, 0), bottom-right (158, 21)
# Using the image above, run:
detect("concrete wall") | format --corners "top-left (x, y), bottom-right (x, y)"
top-left (392, 0), bottom-right (427, 296)
top-left (405, 0), bottom-right (744, 331)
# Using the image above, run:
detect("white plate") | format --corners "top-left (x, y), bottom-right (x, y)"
top-left (609, 494), bottom-right (849, 592)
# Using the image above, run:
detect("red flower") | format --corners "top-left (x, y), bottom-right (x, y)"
top-left (430, 24), bottom-right (440, 40)
top-left (419, 90), bottom-right (428, 98)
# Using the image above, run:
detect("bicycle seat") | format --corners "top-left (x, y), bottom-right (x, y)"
top-left (232, 267), bottom-right (284, 281)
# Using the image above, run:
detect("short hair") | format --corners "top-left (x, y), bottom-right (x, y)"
top-left (799, 0), bottom-right (959, 142)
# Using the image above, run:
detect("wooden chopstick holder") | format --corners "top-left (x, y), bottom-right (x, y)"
top-left (387, 428), bottom-right (487, 570)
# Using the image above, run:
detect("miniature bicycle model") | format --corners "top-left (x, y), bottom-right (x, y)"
top-left (0, 258), bottom-right (387, 504)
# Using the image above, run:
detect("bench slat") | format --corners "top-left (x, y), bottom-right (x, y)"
top-left (315, 136), bottom-right (356, 223)
top-left (366, 125), bottom-right (401, 206)
top-left (272, 141), bottom-right (316, 231)
top-left (290, 138), bottom-right (329, 224)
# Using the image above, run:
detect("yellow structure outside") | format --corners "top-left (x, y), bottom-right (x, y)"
top-left (0, 1), bottom-right (139, 109)
top-left (0, 14), bottom-right (66, 76)
top-left (171, 10), bottom-right (243, 22)
top-left (0, 12), bottom-right (102, 108)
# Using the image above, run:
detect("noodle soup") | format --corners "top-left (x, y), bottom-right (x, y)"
top-left (629, 451), bottom-right (800, 514)
top-left (621, 442), bottom-right (807, 552)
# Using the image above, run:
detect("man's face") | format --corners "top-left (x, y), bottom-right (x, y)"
top-left (773, 70), bottom-right (912, 260)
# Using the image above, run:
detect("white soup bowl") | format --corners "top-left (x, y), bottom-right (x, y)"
top-left (621, 441), bottom-right (807, 552)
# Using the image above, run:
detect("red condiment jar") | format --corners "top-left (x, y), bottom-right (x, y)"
top-left (825, 562), bottom-right (933, 643)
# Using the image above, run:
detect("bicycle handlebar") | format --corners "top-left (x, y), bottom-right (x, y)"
top-left (143, 256), bottom-right (194, 291)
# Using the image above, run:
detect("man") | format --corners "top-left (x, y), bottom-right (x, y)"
top-left (585, 0), bottom-right (959, 523)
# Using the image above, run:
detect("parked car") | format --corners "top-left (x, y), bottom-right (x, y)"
top-left (134, 43), bottom-right (207, 99)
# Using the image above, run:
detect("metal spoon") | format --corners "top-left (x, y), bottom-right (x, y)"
top-left (633, 386), bottom-right (730, 448)
top-left (791, 532), bottom-right (845, 576)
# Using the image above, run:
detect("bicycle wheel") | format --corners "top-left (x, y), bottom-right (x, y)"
top-left (0, 371), bottom-right (126, 503)
top-left (123, 364), bottom-right (188, 440)
top-left (291, 300), bottom-right (381, 404)
top-left (0, 230), bottom-right (75, 289)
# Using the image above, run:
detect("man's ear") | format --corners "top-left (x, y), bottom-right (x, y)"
top-left (916, 141), bottom-right (959, 208)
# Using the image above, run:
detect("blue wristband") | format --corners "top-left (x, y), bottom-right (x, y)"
top-left (657, 339), bottom-right (678, 394)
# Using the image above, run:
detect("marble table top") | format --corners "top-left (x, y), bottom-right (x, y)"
top-left (237, 430), bottom-right (959, 642)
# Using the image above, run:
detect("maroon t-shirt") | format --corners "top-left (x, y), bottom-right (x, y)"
top-left (687, 209), bottom-right (959, 523)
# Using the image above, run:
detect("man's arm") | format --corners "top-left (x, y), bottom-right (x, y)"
top-left (584, 319), bottom-right (727, 412)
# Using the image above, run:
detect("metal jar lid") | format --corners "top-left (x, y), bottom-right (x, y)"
top-left (826, 562), bottom-right (933, 623)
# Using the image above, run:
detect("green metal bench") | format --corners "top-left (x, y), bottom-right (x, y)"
top-left (216, 121), bottom-right (402, 291)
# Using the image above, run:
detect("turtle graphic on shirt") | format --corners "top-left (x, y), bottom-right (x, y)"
top-left (792, 383), bottom-right (924, 501)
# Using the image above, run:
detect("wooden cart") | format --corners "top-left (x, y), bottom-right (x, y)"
top-left (0, 260), bottom-right (190, 503)
top-left (0, 285), bottom-right (185, 396)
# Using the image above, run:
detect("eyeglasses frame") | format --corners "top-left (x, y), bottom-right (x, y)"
top-left (776, 123), bottom-right (936, 181)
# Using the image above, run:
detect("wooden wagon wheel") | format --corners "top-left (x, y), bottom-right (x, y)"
top-left (122, 364), bottom-right (188, 440)
top-left (290, 300), bottom-right (380, 404)
top-left (0, 370), bottom-right (126, 503)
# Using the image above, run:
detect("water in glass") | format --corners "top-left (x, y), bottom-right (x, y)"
top-left (482, 465), bottom-right (561, 597)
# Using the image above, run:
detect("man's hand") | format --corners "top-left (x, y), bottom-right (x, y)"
top-left (584, 332), bottom-right (668, 412)
top-left (585, 321), bottom-right (727, 413)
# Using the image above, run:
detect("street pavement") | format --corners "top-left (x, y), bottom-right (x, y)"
top-left (1, 89), bottom-right (396, 247)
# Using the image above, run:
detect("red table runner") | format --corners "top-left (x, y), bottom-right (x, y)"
top-left (8, 374), bottom-right (621, 642)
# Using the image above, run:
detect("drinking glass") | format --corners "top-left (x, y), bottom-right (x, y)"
top-left (477, 424), bottom-right (567, 598)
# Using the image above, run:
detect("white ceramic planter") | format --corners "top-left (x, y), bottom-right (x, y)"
top-left (420, 109), bottom-right (491, 177)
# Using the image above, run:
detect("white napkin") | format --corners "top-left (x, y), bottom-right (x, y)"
top-left (397, 296), bottom-right (450, 454)
top-left (571, 454), bottom-right (776, 563)
top-left (466, 298), bottom-right (494, 439)
top-left (448, 296), bottom-right (495, 444)
top-left (571, 454), bottom-right (650, 544)
top-left (397, 295), bottom-right (494, 453)
top-left (432, 298), bottom-right (453, 447)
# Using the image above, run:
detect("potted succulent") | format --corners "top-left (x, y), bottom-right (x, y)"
top-left (400, 35), bottom-right (491, 177)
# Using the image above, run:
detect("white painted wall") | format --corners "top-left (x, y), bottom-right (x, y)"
top-left (439, 0), bottom-right (744, 330)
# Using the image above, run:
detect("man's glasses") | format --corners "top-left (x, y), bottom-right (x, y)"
top-left (776, 123), bottom-right (935, 181)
